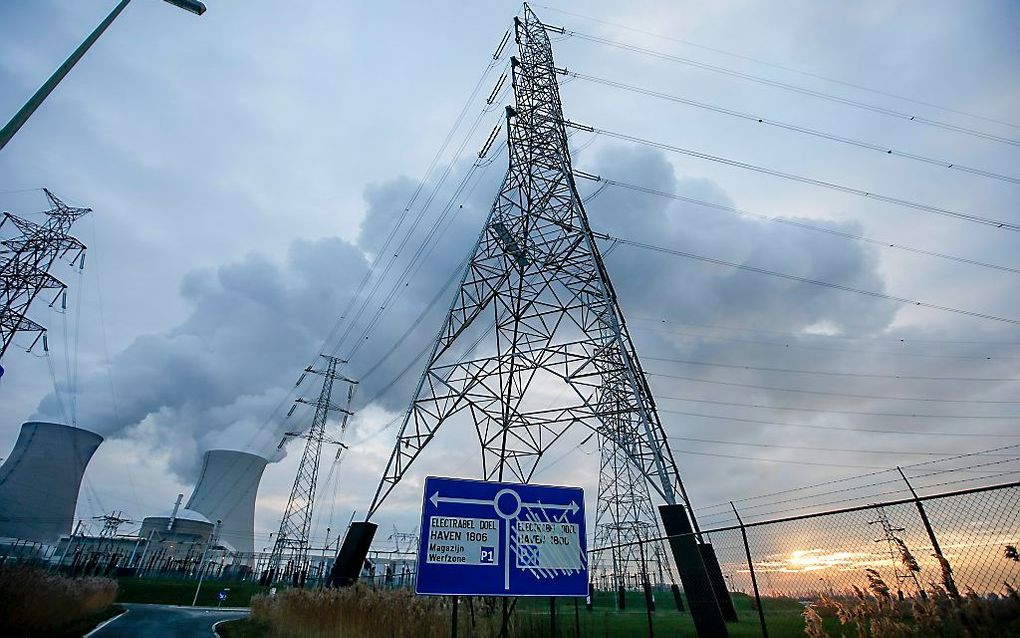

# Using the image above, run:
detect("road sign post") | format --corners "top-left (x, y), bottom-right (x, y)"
top-left (416, 476), bottom-right (588, 597)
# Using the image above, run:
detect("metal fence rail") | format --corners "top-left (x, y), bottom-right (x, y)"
top-left (589, 480), bottom-right (1020, 635)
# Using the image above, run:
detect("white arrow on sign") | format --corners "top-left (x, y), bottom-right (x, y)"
top-left (428, 487), bottom-right (580, 590)
top-left (429, 492), bottom-right (493, 508)
top-left (429, 491), bottom-right (578, 516)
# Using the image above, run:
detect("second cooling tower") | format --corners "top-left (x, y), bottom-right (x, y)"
top-left (185, 449), bottom-right (267, 554)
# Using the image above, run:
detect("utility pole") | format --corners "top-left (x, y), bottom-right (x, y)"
top-left (0, 0), bottom-right (206, 152)
top-left (52, 519), bottom-right (83, 573)
top-left (192, 519), bottom-right (221, 606)
top-left (0, 190), bottom-right (88, 364)
top-left (268, 355), bottom-right (356, 586)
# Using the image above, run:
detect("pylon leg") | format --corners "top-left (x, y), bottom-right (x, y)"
top-left (659, 504), bottom-right (729, 637)
top-left (329, 522), bottom-right (377, 588)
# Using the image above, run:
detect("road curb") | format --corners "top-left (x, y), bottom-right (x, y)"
top-left (83, 608), bottom-right (129, 637)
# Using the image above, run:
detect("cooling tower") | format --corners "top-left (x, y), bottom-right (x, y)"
top-left (185, 449), bottom-right (267, 554)
top-left (0, 421), bottom-right (103, 543)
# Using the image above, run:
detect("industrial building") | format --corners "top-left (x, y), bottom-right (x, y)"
top-left (0, 421), bottom-right (103, 543)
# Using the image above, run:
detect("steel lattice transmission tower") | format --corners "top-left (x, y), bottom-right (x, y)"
top-left (593, 432), bottom-right (676, 598)
top-left (333, 7), bottom-right (731, 633)
top-left (268, 355), bottom-right (356, 586)
top-left (0, 189), bottom-right (88, 363)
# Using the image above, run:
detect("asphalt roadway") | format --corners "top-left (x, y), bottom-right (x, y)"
top-left (87, 603), bottom-right (249, 637)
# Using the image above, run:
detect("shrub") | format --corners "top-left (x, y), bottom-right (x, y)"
top-left (0, 563), bottom-right (117, 636)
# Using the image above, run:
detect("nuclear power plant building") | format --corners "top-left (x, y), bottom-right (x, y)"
top-left (0, 421), bottom-right (103, 543)
top-left (185, 449), bottom-right (267, 554)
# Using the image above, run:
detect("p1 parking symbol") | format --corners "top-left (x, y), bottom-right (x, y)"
top-left (480, 546), bottom-right (495, 564)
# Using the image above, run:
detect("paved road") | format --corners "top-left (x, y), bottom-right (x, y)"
top-left (88, 603), bottom-right (248, 637)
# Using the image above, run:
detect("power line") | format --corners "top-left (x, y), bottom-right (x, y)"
top-left (659, 407), bottom-right (1020, 436)
top-left (655, 386), bottom-right (1020, 417)
top-left (673, 448), bottom-right (886, 469)
top-left (596, 233), bottom-right (1020, 325)
top-left (562, 30), bottom-right (1020, 147)
top-left (584, 126), bottom-right (1020, 231)
top-left (650, 374), bottom-right (1020, 404)
top-left (584, 176), bottom-right (1020, 276)
top-left (694, 444), bottom-right (1020, 513)
top-left (330, 67), bottom-right (510, 361)
top-left (535, 4), bottom-right (1020, 131)
top-left (630, 320), bottom-right (1016, 361)
top-left (630, 315), bottom-right (1020, 347)
top-left (566, 71), bottom-right (1019, 184)
top-left (644, 356), bottom-right (1020, 383)
top-left (668, 435), bottom-right (1013, 458)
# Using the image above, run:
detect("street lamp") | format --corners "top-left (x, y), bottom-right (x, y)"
top-left (163, 0), bottom-right (207, 15)
top-left (0, 0), bottom-right (206, 152)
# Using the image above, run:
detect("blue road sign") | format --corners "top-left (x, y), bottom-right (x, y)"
top-left (416, 476), bottom-right (587, 597)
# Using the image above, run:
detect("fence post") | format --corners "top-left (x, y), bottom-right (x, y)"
top-left (550, 596), bottom-right (559, 638)
top-left (896, 467), bottom-right (959, 597)
top-left (637, 534), bottom-right (655, 638)
top-left (574, 597), bottom-right (580, 637)
top-left (731, 502), bottom-right (768, 638)
top-left (451, 595), bottom-right (458, 638)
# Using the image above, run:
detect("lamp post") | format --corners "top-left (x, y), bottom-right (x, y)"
top-left (0, 0), bottom-right (207, 152)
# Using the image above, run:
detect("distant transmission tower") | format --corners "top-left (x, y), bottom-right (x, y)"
top-left (0, 189), bottom-right (88, 364)
top-left (387, 526), bottom-right (419, 554)
top-left (333, 6), bottom-right (729, 633)
top-left (869, 506), bottom-right (923, 597)
top-left (93, 510), bottom-right (132, 538)
top-left (268, 355), bottom-right (356, 586)
top-left (593, 431), bottom-right (676, 603)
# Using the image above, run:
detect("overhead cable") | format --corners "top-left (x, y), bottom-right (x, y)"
top-left (584, 126), bottom-right (1020, 231)
top-left (655, 385), bottom-right (1020, 415)
top-left (587, 176), bottom-right (1020, 276)
top-left (566, 71), bottom-right (1019, 185)
top-left (563, 30), bottom-right (1020, 147)
top-left (658, 408), bottom-right (1020, 436)
top-left (596, 233), bottom-right (1020, 325)
top-left (631, 321), bottom-right (1015, 361)
top-left (668, 435), bottom-right (1015, 458)
top-left (535, 4), bottom-right (1020, 131)
top-left (630, 315), bottom-right (1020, 347)
top-left (644, 355), bottom-right (1020, 382)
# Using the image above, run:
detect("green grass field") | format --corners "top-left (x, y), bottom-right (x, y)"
top-left (217, 587), bottom-right (807, 637)
top-left (116, 578), bottom-right (268, 607)
top-left (513, 590), bottom-right (806, 636)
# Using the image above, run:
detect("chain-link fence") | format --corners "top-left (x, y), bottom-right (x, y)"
top-left (587, 480), bottom-right (1020, 636)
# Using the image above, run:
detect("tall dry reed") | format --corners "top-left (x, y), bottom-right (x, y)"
top-left (803, 570), bottom-right (1020, 636)
top-left (251, 585), bottom-right (546, 638)
top-left (0, 563), bottom-right (117, 636)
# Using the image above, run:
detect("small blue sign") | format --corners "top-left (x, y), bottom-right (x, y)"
top-left (416, 476), bottom-right (588, 597)
top-left (218, 590), bottom-right (228, 601)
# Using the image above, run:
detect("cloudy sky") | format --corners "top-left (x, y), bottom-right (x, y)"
top-left (1, 0), bottom-right (1018, 550)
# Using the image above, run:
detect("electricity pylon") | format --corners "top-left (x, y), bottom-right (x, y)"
top-left (268, 355), bottom-right (356, 586)
top-left (333, 6), bottom-right (730, 634)
top-left (593, 431), bottom-right (676, 601)
top-left (93, 511), bottom-right (133, 538)
top-left (0, 189), bottom-right (88, 363)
